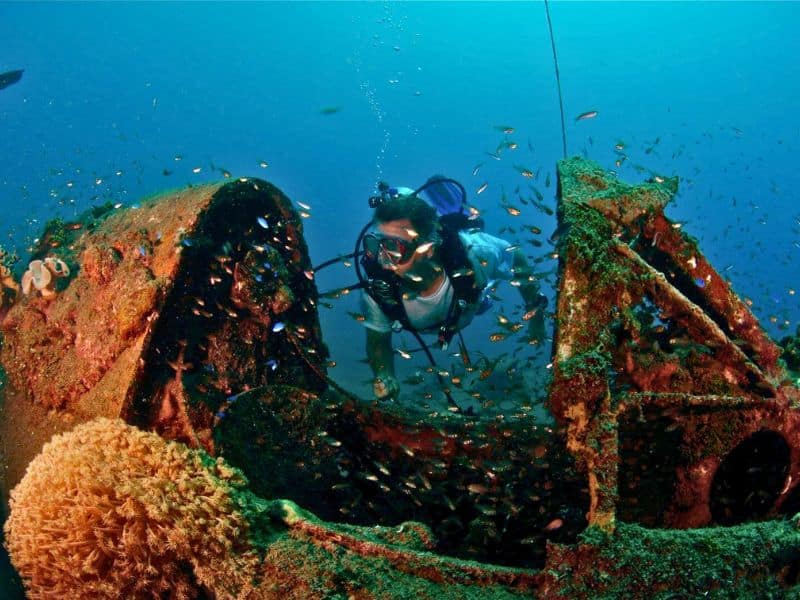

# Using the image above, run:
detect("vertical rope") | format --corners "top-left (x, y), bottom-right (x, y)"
top-left (544, 0), bottom-right (568, 159)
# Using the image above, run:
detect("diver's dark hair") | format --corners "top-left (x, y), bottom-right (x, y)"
top-left (374, 194), bottom-right (438, 240)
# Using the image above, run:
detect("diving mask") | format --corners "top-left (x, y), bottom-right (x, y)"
top-left (363, 233), bottom-right (418, 267)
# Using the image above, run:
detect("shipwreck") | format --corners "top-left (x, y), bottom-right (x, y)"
top-left (2, 157), bottom-right (800, 598)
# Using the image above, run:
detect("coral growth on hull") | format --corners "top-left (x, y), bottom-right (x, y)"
top-left (5, 418), bottom-right (538, 599)
top-left (5, 160), bottom-right (800, 597)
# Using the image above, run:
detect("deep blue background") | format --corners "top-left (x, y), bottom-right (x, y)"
top-left (2, 0), bottom-right (799, 401)
top-left (1, 1), bottom-right (800, 594)
top-left (1, 1), bottom-right (799, 393)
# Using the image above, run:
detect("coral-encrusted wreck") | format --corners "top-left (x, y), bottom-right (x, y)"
top-left (550, 158), bottom-right (796, 534)
top-left (541, 158), bottom-right (800, 597)
top-left (3, 159), bottom-right (800, 598)
top-left (0, 180), bottom-right (328, 491)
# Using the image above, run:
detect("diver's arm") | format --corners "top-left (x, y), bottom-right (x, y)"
top-left (510, 249), bottom-right (543, 304)
top-left (367, 328), bottom-right (395, 377)
top-left (511, 249), bottom-right (547, 340)
top-left (366, 328), bottom-right (400, 399)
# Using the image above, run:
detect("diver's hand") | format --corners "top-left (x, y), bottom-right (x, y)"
top-left (373, 373), bottom-right (400, 401)
top-left (522, 292), bottom-right (547, 344)
top-left (527, 311), bottom-right (545, 344)
top-left (526, 304), bottom-right (546, 344)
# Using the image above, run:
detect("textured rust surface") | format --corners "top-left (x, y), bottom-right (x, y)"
top-left (550, 157), bottom-right (799, 534)
top-left (0, 179), bottom-right (327, 500)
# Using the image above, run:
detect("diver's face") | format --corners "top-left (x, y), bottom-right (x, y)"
top-left (376, 219), bottom-right (435, 278)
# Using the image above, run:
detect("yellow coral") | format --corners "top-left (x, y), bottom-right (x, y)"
top-left (4, 418), bottom-right (260, 599)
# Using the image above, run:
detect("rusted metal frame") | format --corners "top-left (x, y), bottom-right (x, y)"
top-left (618, 392), bottom-right (766, 414)
top-left (643, 212), bottom-right (783, 378)
top-left (551, 264), bottom-right (620, 533)
top-left (584, 186), bottom-right (672, 230)
top-left (278, 500), bottom-right (542, 590)
top-left (578, 389), bottom-right (619, 534)
top-left (552, 239), bottom-right (776, 533)
top-left (613, 241), bottom-right (776, 396)
top-left (578, 159), bottom-right (781, 376)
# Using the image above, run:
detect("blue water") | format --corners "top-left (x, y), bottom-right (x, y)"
top-left (1, 0), bottom-right (800, 592)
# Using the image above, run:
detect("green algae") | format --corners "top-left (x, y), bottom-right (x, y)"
top-left (225, 481), bottom-right (537, 597)
top-left (0, 245), bottom-right (17, 272)
top-left (264, 535), bottom-right (530, 599)
top-left (558, 346), bottom-right (612, 380)
top-left (40, 217), bottom-right (69, 249)
top-left (780, 326), bottom-right (800, 373)
top-left (549, 519), bottom-right (800, 599)
top-left (558, 201), bottom-right (631, 290)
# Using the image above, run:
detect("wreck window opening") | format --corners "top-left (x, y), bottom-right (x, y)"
top-left (308, 227), bottom-right (572, 568)
top-left (611, 297), bottom-right (715, 395)
top-left (709, 430), bottom-right (790, 525)
top-left (633, 240), bottom-right (762, 366)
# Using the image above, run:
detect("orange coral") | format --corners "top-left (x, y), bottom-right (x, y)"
top-left (4, 418), bottom-right (260, 599)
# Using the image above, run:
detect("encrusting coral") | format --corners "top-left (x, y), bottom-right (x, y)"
top-left (0, 245), bottom-right (19, 317)
top-left (3, 417), bottom-right (541, 600)
top-left (20, 257), bottom-right (70, 298)
top-left (4, 418), bottom-right (261, 599)
top-left (0, 261), bottom-right (18, 317)
top-left (0, 261), bottom-right (17, 291)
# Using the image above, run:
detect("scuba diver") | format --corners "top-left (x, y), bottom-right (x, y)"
top-left (358, 176), bottom-right (547, 402)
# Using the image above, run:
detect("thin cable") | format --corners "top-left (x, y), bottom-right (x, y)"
top-left (313, 252), bottom-right (357, 273)
top-left (544, 0), bottom-right (568, 159)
